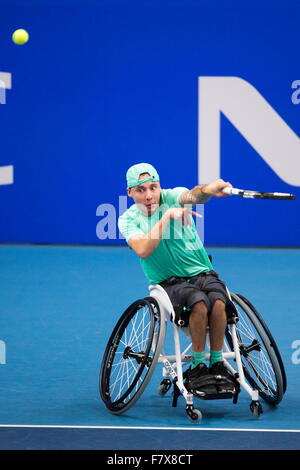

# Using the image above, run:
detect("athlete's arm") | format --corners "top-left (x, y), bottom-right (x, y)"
top-left (179, 179), bottom-right (232, 205)
top-left (128, 208), bottom-right (193, 259)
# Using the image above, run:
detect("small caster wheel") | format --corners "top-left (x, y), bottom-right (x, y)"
top-left (158, 378), bottom-right (172, 396)
top-left (186, 406), bottom-right (202, 423)
top-left (189, 409), bottom-right (202, 423)
top-left (250, 400), bottom-right (263, 418)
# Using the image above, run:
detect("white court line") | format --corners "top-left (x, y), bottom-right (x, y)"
top-left (0, 424), bottom-right (299, 433)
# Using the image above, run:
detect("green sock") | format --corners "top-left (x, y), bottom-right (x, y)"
top-left (191, 351), bottom-right (206, 369)
top-left (209, 350), bottom-right (223, 367)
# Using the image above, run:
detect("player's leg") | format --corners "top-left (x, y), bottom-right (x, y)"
top-left (209, 298), bottom-right (227, 364)
top-left (209, 299), bottom-right (227, 351)
top-left (208, 299), bottom-right (236, 391)
top-left (185, 301), bottom-right (217, 396)
top-left (188, 300), bottom-right (208, 354)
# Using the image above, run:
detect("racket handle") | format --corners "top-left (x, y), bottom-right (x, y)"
top-left (222, 187), bottom-right (233, 195)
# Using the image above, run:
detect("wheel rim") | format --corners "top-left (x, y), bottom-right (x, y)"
top-left (236, 314), bottom-right (277, 400)
top-left (227, 293), bottom-right (284, 405)
top-left (236, 293), bottom-right (287, 394)
top-left (100, 299), bottom-right (164, 412)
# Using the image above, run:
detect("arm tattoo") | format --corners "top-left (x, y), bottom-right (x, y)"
top-left (179, 185), bottom-right (212, 205)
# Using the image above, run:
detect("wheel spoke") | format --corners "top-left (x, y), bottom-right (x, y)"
top-left (227, 293), bottom-right (284, 405)
top-left (100, 298), bottom-right (165, 414)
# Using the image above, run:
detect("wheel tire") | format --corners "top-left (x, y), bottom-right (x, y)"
top-left (100, 297), bottom-right (166, 414)
top-left (226, 293), bottom-right (284, 405)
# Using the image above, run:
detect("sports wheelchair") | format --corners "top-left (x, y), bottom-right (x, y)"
top-left (99, 282), bottom-right (286, 423)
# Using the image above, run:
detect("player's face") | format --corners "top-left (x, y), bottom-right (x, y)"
top-left (127, 174), bottom-right (161, 216)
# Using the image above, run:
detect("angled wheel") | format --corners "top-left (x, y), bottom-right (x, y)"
top-left (100, 297), bottom-right (166, 414)
top-left (226, 293), bottom-right (285, 405)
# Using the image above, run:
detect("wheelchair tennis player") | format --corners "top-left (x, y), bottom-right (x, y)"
top-left (118, 163), bottom-right (237, 399)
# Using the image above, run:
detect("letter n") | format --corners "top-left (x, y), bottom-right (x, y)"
top-left (198, 76), bottom-right (300, 187)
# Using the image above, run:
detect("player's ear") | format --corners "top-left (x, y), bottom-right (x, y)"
top-left (127, 187), bottom-right (132, 198)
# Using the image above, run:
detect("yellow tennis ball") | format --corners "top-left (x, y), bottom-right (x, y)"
top-left (12, 29), bottom-right (29, 45)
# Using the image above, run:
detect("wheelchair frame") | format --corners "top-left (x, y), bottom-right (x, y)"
top-left (100, 283), bottom-right (286, 423)
top-left (150, 284), bottom-right (261, 422)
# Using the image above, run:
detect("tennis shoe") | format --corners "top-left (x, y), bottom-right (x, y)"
top-left (184, 363), bottom-right (218, 397)
top-left (209, 361), bottom-right (236, 393)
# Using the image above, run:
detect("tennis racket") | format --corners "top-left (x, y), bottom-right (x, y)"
top-left (222, 187), bottom-right (296, 200)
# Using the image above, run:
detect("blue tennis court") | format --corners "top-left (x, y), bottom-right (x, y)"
top-left (0, 244), bottom-right (299, 450)
top-left (1, 0), bottom-right (300, 456)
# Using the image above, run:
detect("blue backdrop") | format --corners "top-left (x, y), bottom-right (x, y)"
top-left (0, 0), bottom-right (299, 246)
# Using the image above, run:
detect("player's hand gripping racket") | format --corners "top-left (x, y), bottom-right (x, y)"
top-left (222, 187), bottom-right (296, 200)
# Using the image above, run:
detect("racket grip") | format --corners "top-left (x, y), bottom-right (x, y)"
top-left (222, 187), bottom-right (233, 195)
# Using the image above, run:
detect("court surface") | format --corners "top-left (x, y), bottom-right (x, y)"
top-left (0, 244), bottom-right (299, 450)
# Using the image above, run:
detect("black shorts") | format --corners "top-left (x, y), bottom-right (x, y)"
top-left (160, 271), bottom-right (232, 325)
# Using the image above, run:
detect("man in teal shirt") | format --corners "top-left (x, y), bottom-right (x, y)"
top-left (118, 163), bottom-right (236, 397)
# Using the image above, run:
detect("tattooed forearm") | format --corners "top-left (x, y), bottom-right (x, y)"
top-left (179, 185), bottom-right (212, 205)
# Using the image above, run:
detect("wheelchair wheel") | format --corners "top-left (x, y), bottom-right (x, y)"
top-left (226, 293), bottom-right (285, 405)
top-left (99, 297), bottom-right (166, 414)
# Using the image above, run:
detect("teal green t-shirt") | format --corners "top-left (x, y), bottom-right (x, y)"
top-left (118, 187), bottom-right (213, 284)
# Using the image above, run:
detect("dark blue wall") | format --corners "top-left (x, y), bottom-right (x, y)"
top-left (0, 0), bottom-right (299, 246)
